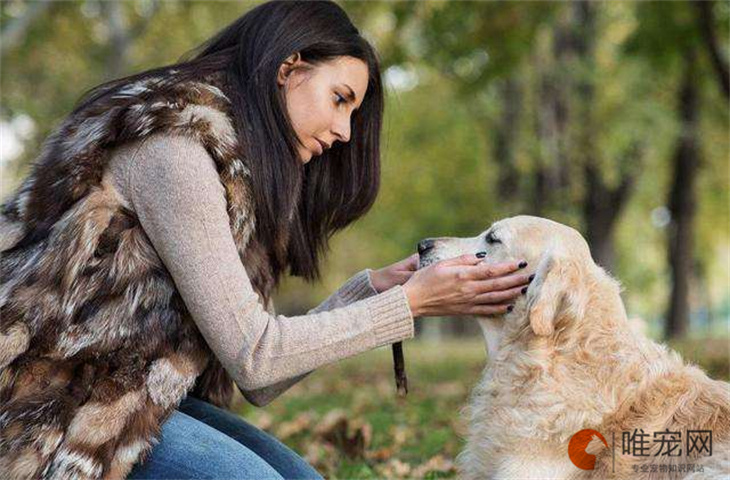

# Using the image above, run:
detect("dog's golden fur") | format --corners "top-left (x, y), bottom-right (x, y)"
top-left (419, 216), bottom-right (729, 480)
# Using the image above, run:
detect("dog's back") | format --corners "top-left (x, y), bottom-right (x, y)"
top-left (595, 334), bottom-right (730, 480)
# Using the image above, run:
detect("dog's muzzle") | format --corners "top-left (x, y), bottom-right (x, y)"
top-left (417, 238), bottom-right (438, 269)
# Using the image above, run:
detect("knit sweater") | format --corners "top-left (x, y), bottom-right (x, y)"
top-left (104, 132), bottom-right (415, 407)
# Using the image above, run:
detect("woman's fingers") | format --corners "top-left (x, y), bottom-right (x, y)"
top-left (472, 285), bottom-right (525, 305)
top-left (392, 270), bottom-right (415, 285)
top-left (402, 253), bottom-right (419, 271)
top-left (462, 259), bottom-right (527, 281)
top-left (465, 303), bottom-right (513, 316)
top-left (439, 253), bottom-right (486, 267)
top-left (405, 254), bottom-right (533, 317)
top-left (471, 272), bottom-right (532, 295)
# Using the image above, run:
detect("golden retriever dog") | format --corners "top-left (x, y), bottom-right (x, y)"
top-left (417, 216), bottom-right (729, 480)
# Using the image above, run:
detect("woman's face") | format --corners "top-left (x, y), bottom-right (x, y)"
top-left (277, 54), bottom-right (368, 164)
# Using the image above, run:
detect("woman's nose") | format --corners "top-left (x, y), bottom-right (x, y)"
top-left (417, 238), bottom-right (435, 255)
top-left (332, 115), bottom-right (351, 143)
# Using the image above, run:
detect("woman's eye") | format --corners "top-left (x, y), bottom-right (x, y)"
top-left (334, 93), bottom-right (347, 106)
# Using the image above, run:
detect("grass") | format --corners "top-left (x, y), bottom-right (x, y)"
top-left (234, 338), bottom-right (729, 479)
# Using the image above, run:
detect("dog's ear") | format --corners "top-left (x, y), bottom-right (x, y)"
top-left (526, 248), bottom-right (589, 336)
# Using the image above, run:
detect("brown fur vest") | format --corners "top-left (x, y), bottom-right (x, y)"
top-left (0, 73), bottom-right (279, 479)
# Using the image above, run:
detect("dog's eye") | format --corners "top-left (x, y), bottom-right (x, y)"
top-left (485, 232), bottom-right (502, 244)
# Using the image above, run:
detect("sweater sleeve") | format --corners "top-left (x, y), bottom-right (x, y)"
top-left (122, 133), bottom-right (414, 406)
top-left (239, 270), bottom-right (380, 406)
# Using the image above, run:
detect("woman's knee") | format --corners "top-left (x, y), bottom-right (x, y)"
top-left (179, 397), bottom-right (323, 479)
top-left (127, 411), bottom-right (284, 480)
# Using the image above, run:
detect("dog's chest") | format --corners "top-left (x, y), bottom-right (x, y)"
top-left (493, 454), bottom-right (580, 480)
top-left (477, 318), bottom-right (504, 360)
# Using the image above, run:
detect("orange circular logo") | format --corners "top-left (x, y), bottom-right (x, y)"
top-left (568, 429), bottom-right (608, 470)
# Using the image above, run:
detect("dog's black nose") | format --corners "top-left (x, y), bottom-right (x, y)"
top-left (417, 238), bottom-right (435, 255)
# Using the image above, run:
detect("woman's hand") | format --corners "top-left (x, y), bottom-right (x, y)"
top-left (402, 254), bottom-right (531, 318)
top-left (370, 253), bottom-right (419, 293)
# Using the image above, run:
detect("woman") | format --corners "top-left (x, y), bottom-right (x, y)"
top-left (0, 1), bottom-right (530, 479)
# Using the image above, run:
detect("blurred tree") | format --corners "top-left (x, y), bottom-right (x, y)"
top-left (396, 1), bottom-right (651, 272)
top-left (694, 1), bottom-right (729, 99)
top-left (627, 0), bottom-right (729, 339)
top-left (666, 50), bottom-right (701, 339)
top-left (0, 0), bottom-right (52, 55)
top-left (101, 0), bottom-right (162, 79)
top-left (1, 1), bottom-right (727, 339)
top-left (570, 1), bottom-right (642, 272)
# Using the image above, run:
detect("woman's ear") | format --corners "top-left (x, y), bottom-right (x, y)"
top-left (277, 52), bottom-right (303, 87)
top-left (525, 248), bottom-right (588, 336)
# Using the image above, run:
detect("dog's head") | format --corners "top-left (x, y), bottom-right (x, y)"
top-left (418, 215), bottom-right (608, 338)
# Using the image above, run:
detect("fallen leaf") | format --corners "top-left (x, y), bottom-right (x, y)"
top-left (376, 458), bottom-right (412, 478)
top-left (366, 446), bottom-right (395, 461)
top-left (314, 409), bottom-right (372, 459)
top-left (390, 424), bottom-right (411, 447)
top-left (412, 454), bottom-right (456, 478)
top-left (276, 411), bottom-right (314, 439)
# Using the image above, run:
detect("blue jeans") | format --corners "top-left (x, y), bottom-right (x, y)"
top-left (127, 396), bottom-right (323, 480)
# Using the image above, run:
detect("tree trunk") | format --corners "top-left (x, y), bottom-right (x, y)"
top-left (102, 0), bottom-right (162, 79)
top-left (493, 77), bottom-right (522, 202)
top-left (104, 1), bottom-right (132, 79)
top-left (571, 0), bottom-right (641, 272)
top-left (694, 1), bottom-right (729, 100)
top-left (583, 170), bottom-right (620, 271)
top-left (583, 144), bottom-right (639, 272)
top-left (665, 50), bottom-right (701, 340)
top-left (531, 11), bottom-right (572, 214)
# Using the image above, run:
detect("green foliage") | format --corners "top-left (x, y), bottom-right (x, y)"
top-left (1, 0), bottom-right (728, 327)
top-left (414, 1), bottom-right (558, 90)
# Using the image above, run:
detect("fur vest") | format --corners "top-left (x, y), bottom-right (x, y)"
top-left (0, 72), bottom-right (279, 479)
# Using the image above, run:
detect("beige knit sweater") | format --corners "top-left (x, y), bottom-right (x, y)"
top-left (104, 133), bottom-right (414, 407)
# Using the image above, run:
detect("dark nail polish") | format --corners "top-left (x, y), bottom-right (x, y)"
top-left (507, 305), bottom-right (514, 312)
top-left (518, 261), bottom-right (528, 269)
top-left (528, 274), bottom-right (535, 282)
top-left (476, 252), bottom-right (487, 258)
top-left (521, 286), bottom-right (528, 294)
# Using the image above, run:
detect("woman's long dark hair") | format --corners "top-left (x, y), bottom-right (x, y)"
top-left (72, 0), bottom-right (384, 284)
